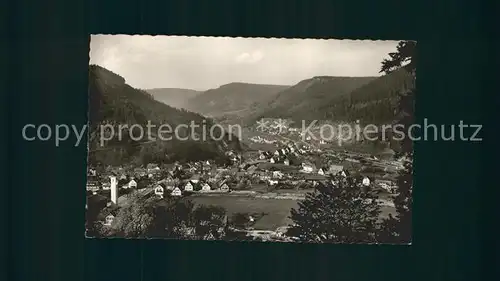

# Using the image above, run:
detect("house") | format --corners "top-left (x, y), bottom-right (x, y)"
top-left (201, 183), bottom-right (211, 191)
top-left (259, 173), bottom-right (271, 181)
top-left (268, 179), bottom-right (279, 186)
top-left (270, 158), bottom-right (275, 164)
top-left (146, 163), bottom-right (160, 172)
top-left (327, 164), bottom-right (344, 175)
top-left (154, 185), bottom-right (164, 198)
top-left (259, 153), bottom-right (267, 160)
top-left (101, 182), bottom-right (111, 190)
top-left (362, 177), bottom-right (371, 186)
top-left (171, 187), bottom-right (182, 196)
top-left (184, 182), bottom-right (194, 191)
top-left (86, 176), bottom-right (100, 191)
top-left (247, 165), bottom-right (258, 175)
top-left (283, 158), bottom-right (290, 166)
top-left (300, 162), bottom-right (314, 173)
top-left (220, 183), bottom-right (230, 192)
top-left (190, 174), bottom-right (200, 184)
top-left (274, 150), bottom-right (280, 156)
top-left (128, 179), bottom-right (137, 189)
top-left (272, 171), bottom-right (284, 179)
top-left (317, 168), bottom-right (325, 175)
top-left (104, 214), bottom-right (115, 226)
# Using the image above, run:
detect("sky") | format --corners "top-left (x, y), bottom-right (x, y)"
top-left (90, 35), bottom-right (400, 91)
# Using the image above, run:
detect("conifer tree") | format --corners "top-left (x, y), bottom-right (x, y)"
top-left (286, 175), bottom-right (382, 244)
top-left (378, 41), bottom-right (416, 243)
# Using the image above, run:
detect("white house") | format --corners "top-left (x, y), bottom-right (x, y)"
top-left (259, 153), bottom-right (266, 160)
top-left (171, 187), bottom-right (182, 196)
top-left (270, 158), bottom-right (275, 163)
top-left (128, 179), bottom-right (137, 189)
top-left (268, 179), bottom-right (279, 186)
top-left (272, 171), bottom-right (284, 179)
top-left (274, 150), bottom-right (280, 156)
top-left (220, 183), bottom-right (229, 192)
top-left (317, 168), bottom-right (325, 175)
top-left (102, 182), bottom-right (111, 190)
top-left (362, 177), bottom-right (371, 186)
top-left (104, 215), bottom-right (115, 226)
top-left (201, 183), bottom-right (211, 191)
top-left (283, 159), bottom-right (290, 166)
top-left (154, 186), bottom-right (164, 198)
top-left (300, 163), bottom-right (314, 173)
top-left (184, 182), bottom-right (194, 191)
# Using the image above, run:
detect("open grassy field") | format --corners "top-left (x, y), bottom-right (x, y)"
top-left (191, 196), bottom-right (299, 230)
top-left (190, 195), bottom-right (396, 230)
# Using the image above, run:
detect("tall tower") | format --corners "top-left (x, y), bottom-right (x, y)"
top-left (110, 176), bottom-right (118, 204)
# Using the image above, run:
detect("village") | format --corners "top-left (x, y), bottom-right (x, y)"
top-left (86, 124), bottom-right (403, 241)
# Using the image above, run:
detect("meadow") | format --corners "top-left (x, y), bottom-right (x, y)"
top-left (190, 195), bottom-right (396, 230)
top-left (191, 196), bottom-right (299, 230)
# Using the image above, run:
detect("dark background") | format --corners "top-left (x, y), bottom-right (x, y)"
top-left (6, 0), bottom-right (493, 280)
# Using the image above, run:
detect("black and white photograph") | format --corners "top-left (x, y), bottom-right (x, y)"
top-left (86, 35), bottom-right (415, 244)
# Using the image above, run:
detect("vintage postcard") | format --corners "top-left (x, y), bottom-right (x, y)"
top-left (86, 35), bottom-right (415, 244)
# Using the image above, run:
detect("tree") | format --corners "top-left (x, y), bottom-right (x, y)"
top-left (286, 175), bottom-right (382, 244)
top-left (230, 212), bottom-right (251, 229)
top-left (378, 41), bottom-right (415, 244)
top-left (110, 194), bottom-right (159, 238)
top-left (98, 191), bottom-right (236, 240)
top-left (192, 205), bottom-right (227, 240)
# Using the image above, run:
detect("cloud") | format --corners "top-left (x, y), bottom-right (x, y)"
top-left (90, 35), bottom-right (400, 90)
top-left (235, 50), bottom-right (264, 64)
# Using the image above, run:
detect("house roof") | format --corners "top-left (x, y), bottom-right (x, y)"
top-left (216, 178), bottom-right (227, 187)
top-left (247, 165), bottom-right (258, 174)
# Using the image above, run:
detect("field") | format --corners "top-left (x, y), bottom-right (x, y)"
top-left (191, 196), bottom-right (299, 230)
top-left (190, 195), bottom-right (396, 231)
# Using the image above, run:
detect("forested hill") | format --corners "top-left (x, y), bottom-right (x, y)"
top-left (145, 88), bottom-right (201, 109)
top-left (247, 68), bottom-right (414, 125)
top-left (88, 65), bottom-right (241, 166)
top-left (184, 82), bottom-right (289, 117)
top-left (245, 76), bottom-right (376, 124)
